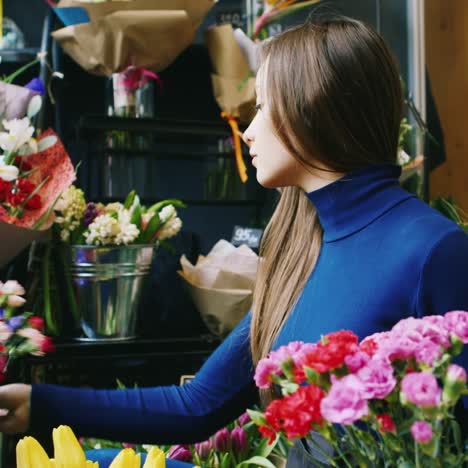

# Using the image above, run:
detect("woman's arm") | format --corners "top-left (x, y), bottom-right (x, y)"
top-left (1, 314), bottom-right (258, 444)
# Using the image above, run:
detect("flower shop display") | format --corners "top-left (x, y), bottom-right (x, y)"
top-left (248, 311), bottom-right (468, 467)
top-left (16, 424), bottom-right (167, 467)
top-left (0, 279), bottom-right (54, 383)
top-left (82, 410), bottom-right (288, 468)
top-left (38, 188), bottom-right (186, 340)
top-left (49, 0), bottom-right (215, 77)
top-left (0, 55), bottom-right (75, 268)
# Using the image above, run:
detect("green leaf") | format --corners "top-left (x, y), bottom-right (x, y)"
top-left (246, 409), bottom-right (267, 427)
top-left (147, 199), bottom-right (186, 214)
top-left (257, 434), bottom-right (279, 458)
top-left (138, 212), bottom-right (160, 244)
top-left (130, 204), bottom-right (142, 231)
top-left (220, 452), bottom-right (232, 468)
top-left (124, 190), bottom-right (136, 209)
top-left (159, 240), bottom-right (176, 254)
top-left (451, 419), bottom-right (463, 453)
top-left (237, 456), bottom-right (277, 468)
top-left (37, 135), bottom-right (57, 152)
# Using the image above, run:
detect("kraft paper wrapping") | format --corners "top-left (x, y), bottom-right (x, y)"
top-left (205, 24), bottom-right (256, 123)
top-left (178, 240), bottom-right (258, 336)
top-left (51, 0), bottom-right (215, 76)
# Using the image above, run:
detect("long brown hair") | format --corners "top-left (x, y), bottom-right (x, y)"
top-left (250, 17), bottom-right (403, 390)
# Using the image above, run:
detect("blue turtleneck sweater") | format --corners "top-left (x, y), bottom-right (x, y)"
top-left (31, 164), bottom-right (468, 445)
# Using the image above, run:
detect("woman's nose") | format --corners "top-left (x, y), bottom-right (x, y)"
top-left (242, 128), bottom-right (254, 148)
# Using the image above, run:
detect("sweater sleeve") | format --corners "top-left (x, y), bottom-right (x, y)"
top-left (30, 313), bottom-right (258, 444)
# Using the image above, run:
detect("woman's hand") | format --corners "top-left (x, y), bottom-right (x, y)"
top-left (0, 384), bottom-right (31, 433)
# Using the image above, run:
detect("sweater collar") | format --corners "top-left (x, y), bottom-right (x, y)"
top-left (307, 163), bottom-right (415, 242)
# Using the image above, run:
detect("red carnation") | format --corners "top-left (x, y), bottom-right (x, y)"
top-left (360, 338), bottom-right (378, 357)
top-left (302, 330), bottom-right (359, 373)
top-left (6, 192), bottom-right (27, 207)
top-left (263, 385), bottom-right (325, 441)
top-left (0, 180), bottom-right (13, 202)
top-left (376, 414), bottom-right (396, 433)
top-left (16, 178), bottom-right (35, 194)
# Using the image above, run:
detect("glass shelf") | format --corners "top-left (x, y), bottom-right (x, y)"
top-left (0, 47), bottom-right (40, 63)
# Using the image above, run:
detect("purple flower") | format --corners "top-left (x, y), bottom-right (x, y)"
top-left (194, 439), bottom-right (212, 459)
top-left (213, 428), bottom-right (231, 452)
top-left (0, 308), bottom-right (4, 319)
top-left (7, 316), bottom-right (25, 331)
top-left (410, 421), bottom-right (433, 444)
top-left (320, 374), bottom-right (368, 425)
top-left (400, 372), bottom-right (441, 407)
top-left (83, 203), bottom-right (98, 227)
top-left (237, 412), bottom-right (251, 427)
top-left (167, 445), bottom-right (192, 462)
top-left (231, 426), bottom-right (248, 454)
top-left (25, 78), bottom-right (46, 96)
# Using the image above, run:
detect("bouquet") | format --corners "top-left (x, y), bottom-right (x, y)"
top-left (16, 424), bottom-right (166, 467)
top-left (0, 57), bottom-right (76, 268)
top-left (249, 311), bottom-right (468, 467)
top-left (53, 187), bottom-right (185, 247)
top-left (0, 279), bottom-right (54, 383)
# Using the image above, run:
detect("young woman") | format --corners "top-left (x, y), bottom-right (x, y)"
top-left (0, 16), bottom-right (467, 467)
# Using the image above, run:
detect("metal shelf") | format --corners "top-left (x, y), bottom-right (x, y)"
top-left (0, 47), bottom-right (40, 63)
top-left (100, 197), bottom-right (263, 207)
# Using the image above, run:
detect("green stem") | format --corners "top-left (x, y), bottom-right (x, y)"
top-left (3, 57), bottom-right (40, 84)
top-left (57, 244), bottom-right (80, 325)
top-left (42, 242), bottom-right (58, 336)
top-left (415, 439), bottom-right (420, 468)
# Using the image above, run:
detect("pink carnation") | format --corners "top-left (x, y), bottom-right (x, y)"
top-left (320, 374), bottom-right (368, 425)
top-left (393, 316), bottom-right (450, 348)
top-left (356, 359), bottom-right (396, 399)
top-left (254, 358), bottom-right (281, 389)
top-left (401, 372), bottom-right (441, 407)
top-left (443, 311), bottom-right (468, 343)
top-left (446, 364), bottom-right (467, 383)
top-left (345, 351), bottom-right (370, 373)
top-left (410, 421), bottom-right (433, 444)
top-left (414, 342), bottom-right (443, 366)
top-left (17, 327), bottom-right (49, 356)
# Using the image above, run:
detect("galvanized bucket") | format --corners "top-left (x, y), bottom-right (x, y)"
top-left (65, 245), bottom-right (156, 341)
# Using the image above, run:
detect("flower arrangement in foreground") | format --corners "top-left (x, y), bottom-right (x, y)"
top-left (54, 187), bottom-right (185, 247)
top-left (16, 425), bottom-right (167, 468)
top-left (0, 279), bottom-right (54, 383)
top-left (249, 311), bottom-right (468, 467)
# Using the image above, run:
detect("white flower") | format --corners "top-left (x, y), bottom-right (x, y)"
top-left (114, 210), bottom-right (139, 245)
top-left (0, 322), bottom-right (12, 343)
top-left (6, 295), bottom-right (26, 307)
top-left (0, 280), bottom-right (25, 296)
top-left (157, 216), bottom-right (182, 240)
top-left (0, 117), bottom-right (35, 153)
top-left (55, 186), bottom-right (87, 242)
top-left (104, 202), bottom-right (124, 214)
top-left (159, 205), bottom-right (176, 223)
top-left (0, 156), bottom-right (19, 181)
top-left (85, 213), bottom-right (120, 246)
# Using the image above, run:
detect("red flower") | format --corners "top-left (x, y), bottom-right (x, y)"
top-left (263, 385), bottom-right (325, 441)
top-left (302, 330), bottom-right (359, 373)
top-left (28, 316), bottom-right (45, 331)
top-left (0, 180), bottom-right (13, 202)
top-left (16, 178), bottom-right (35, 194)
top-left (376, 414), bottom-right (396, 433)
top-left (360, 338), bottom-right (378, 357)
top-left (0, 372), bottom-right (5, 384)
top-left (40, 336), bottom-right (55, 354)
top-left (25, 194), bottom-right (42, 210)
top-left (258, 425), bottom-right (277, 444)
top-left (6, 192), bottom-right (27, 207)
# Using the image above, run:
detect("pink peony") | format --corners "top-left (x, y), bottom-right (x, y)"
top-left (320, 374), bottom-right (368, 425)
top-left (356, 358), bottom-right (397, 399)
top-left (254, 358), bottom-right (281, 389)
top-left (400, 372), bottom-right (441, 407)
top-left (443, 311), bottom-right (468, 343)
top-left (345, 351), bottom-right (370, 373)
top-left (410, 421), bottom-right (433, 444)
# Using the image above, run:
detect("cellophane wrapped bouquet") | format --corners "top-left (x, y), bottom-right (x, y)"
top-left (249, 311), bottom-right (468, 467)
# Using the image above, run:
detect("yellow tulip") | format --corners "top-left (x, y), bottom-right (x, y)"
top-left (109, 448), bottom-right (141, 468)
top-left (16, 436), bottom-right (52, 468)
top-left (52, 425), bottom-right (87, 468)
top-left (142, 447), bottom-right (166, 468)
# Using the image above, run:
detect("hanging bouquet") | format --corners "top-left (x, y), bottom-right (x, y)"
top-left (0, 279), bottom-right (54, 384)
top-left (0, 56), bottom-right (75, 268)
top-left (248, 311), bottom-right (468, 467)
top-left (53, 187), bottom-right (185, 247)
top-left (17, 424), bottom-right (167, 468)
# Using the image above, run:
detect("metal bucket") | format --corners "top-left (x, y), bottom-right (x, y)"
top-left (65, 245), bottom-right (156, 341)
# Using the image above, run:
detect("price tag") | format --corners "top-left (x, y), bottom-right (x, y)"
top-left (231, 225), bottom-right (263, 249)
